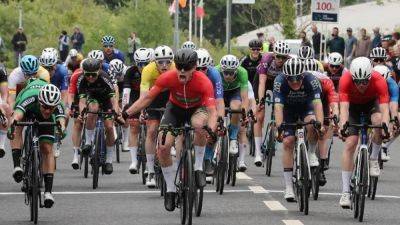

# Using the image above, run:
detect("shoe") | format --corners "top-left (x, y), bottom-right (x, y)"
top-left (13, 167), bottom-right (23, 183)
top-left (254, 155), bottom-right (262, 167)
top-left (129, 161), bottom-right (138, 174)
top-left (381, 148), bottom-right (390, 162)
top-left (146, 173), bottom-right (156, 188)
top-left (369, 160), bottom-right (380, 177)
top-left (339, 192), bottom-right (351, 209)
top-left (104, 163), bottom-right (113, 175)
top-left (195, 170), bottom-right (206, 188)
top-left (81, 145), bottom-right (92, 156)
top-left (54, 148), bottom-right (61, 158)
top-left (229, 140), bottom-right (238, 154)
top-left (238, 161), bottom-right (247, 172)
top-left (122, 142), bottom-right (129, 152)
top-left (309, 152), bottom-right (320, 167)
top-left (164, 192), bottom-right (176, 211)
top-left (171, 146), bottom-right (176, 157)
top-left (204, 160), bottom-right (214, 176)
top-left (0, 148), bottom-right (5, 158)
top-left (71, 154), bottom-right (79, 170)
top-left (319, 171), bottom-right (327, 186)
top-left (44, 192), bottom-right (55, 208)
top-left (206, 176), bottom-right (213, 184)
top-left (284, 188), bottom-right (295, 202)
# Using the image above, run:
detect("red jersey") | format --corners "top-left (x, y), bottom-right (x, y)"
top-left (148, 70), bottom-right (216, 109)
top-left (68, 68), bottom-right (82, 95)
top-left (320, 78), bottom-right (338, 104)
top-left (339, 70), bottom-right (389, 104)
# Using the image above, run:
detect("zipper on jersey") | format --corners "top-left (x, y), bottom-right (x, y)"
top-left (183, 84), bottom-right (188, 108)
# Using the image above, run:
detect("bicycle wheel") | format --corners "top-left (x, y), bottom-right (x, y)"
top-left (218, 135), bottom-right (229, 195)
top-left (265, 124), bottom-right (275, 177)
top-left (230, 153), bottom-right (238, 187)
top-left (31, 147), bottom-right (40, 224)
top-left (358, 149), bottom-right (368, 222)
top-left (83, 155), bottom-right (89, 178)
top-left (248, 122), bottom-right (255, 157)
top-left (370, 176), bottom-right (378, 200)
top-left (141, 160), bottom-right (146, 185)
top-left (194, 186), bottom-right (204, 217)
top-left (115, 125), bottom-right (122, 163)
top-left (300, 144), bottom-right (310, 215)
top-left (311, 166), bottom-right (320, 200)
top-left (186, 148), bottom-right (195, 225)
top-left (92, 130), bottom-right (102, 189)
top-left (352, 155), bottom-right (360, 219)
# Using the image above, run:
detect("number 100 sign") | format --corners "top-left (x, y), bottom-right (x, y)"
top-left (311, 0), bottom-right (340, 22)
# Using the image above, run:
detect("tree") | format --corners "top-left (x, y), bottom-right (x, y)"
top-left (279, 0), bottom-right (296, 39)
top-left (94, 0), bottom-right (129, 10)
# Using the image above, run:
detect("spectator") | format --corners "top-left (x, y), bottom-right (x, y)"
top-left (0, 35), bottom-right (6, 63)
top-left (267, 36), bottom-right (275, 52)
top-left (344, 27), bottom-right (357, 68)
top-left (327, 27), bottom-right (345, 56)
top-left (311, 24), bottom-right (325, 59)
top-left (11, 27), bottom-right (27, 67)
top-left (299, 31), bottom-right (312, 47)
top-left (372, 27), bottom-right (381, 48)
top-left (127, 32), bottom-right (141, 64)
top-left (71, 26), bottom-right (85, 52)
top-left (354, 28), bottom-right (372, 57)
top-left (58, 30), bottom-right (70, 62)
top-left (392, 32), bottom-right (400, 42)
top-left (257, 32), bottom-right (269, 53)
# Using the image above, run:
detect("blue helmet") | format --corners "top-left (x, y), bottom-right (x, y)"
top-left (101, 35), bottom-right (116, 46)
top-left (20, 55), bottom-right (39, 75)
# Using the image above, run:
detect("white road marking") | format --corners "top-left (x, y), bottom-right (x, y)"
top-left (263, 201), bottom-right (287, 211)
top-left (282, 220), bottom-right (304, 225)
top-left (248, 186), bottom-right (269, 193)
top-left (236, 172), bottom-right (252, 180)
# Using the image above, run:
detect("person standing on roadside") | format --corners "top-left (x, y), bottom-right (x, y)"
top-left (354, 28), bottom-right (372, 58)
top-left (127, 32), bottom-right (141, 65)
top-left (327, 27), bottom-right (345, 57)
top-left (71, 26), bottom-right (85, 52)
top-left (59, 30), bottom-right (70, 62)
top-left (372, 27), bottom-right (382, 48)
top-left (300, 31), bottom-right (312, 47)
top-left (344, 28), bottom-right (357, 68)
top-left (311, 24), bottom-right (324, 60)
top-left (11, 27), bottom-right (27, 67)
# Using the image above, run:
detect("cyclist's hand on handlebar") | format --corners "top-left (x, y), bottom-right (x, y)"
top-left (256, 103), bottom-right (265, 112)
top-left (275, 126), bottom-right (283, 143)
top-left (115, 113), bottom-right (125, 125)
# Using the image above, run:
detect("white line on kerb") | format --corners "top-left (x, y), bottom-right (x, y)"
top-left (248, 186), bottom-right (269, 193)
top-left (282, 220), bottom-right (304, 225)
top-left (236, 172), bottom-right (253, 180)
top-left (263, 201), bottom-right (287, 211)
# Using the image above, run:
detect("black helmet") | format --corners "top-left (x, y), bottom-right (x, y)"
top-left (174, 49), bottom-right (198, 71)
top-left (249, 39), bottom-right (262, 48)
top-left (82, 58), bottom-right (101, 73)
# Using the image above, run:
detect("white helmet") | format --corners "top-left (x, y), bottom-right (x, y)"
top-left (220, 55), bottom-right (239, 71)
top-left (373, 65), bottom-right (391, 80)
top-left (109, 59), bottom-right (125, 74)
top-left (134, 48), bottom-right (152, 63)
top-left (39, 52), bottom-right (58, 67)
top-left (38, 84), bottom-right (61, 107)
top-left (181, 41), bottom-right (197, 50)
top-left (328, 52), bottom-right (343, 66)
top-left (69, 49), bottom-right (78, 58)
top-left (283, 58), bottom-right (304, 76)
top-left (350, 57), bottom-right (373, 80)
top-left (370, 47), bottom-right (387, 59)
top-left (304, 58), bottom-right (319, 72)
top-left (298, 46), bottom-right (314, 59)
top-left (42, 47), bottom-right (59, 60)
top-left (273, 41), bottom-right (290, 55)
top-left (154, 45), bottom-right (174, 60)
top-left (88, 50), bottom-right (104, 61)
top-left (148, 48), bottom-right (155, 61)
top-left (196, 48), bottom-right (212, 67)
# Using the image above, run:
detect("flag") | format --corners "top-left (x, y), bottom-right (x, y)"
top-left (196, 0), bottom-right (205, 18)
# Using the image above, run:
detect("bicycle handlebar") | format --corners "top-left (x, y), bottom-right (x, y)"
top-left (158, 124), bottom-right (217, 145)
top-left (8, 120), bottom-right (62, 140)
top-left (340, 121), bottom-right (389, 138)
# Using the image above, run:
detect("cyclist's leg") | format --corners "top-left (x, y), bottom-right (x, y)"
top-left (0, 102), bottom-right (11, 157)
top-left (128, 118), bottom-right (140, 172)
top-left (82, 100), bottom-right (99, 154)
top-left (225, 89), bottom-right (241, 154)
top-left (304, 108), bottom-right (319, 167)
top-left (103, 101), bottom-right (116, 174)
top-left (238, 125), bottom-right (248, 170)
top-left (192, 107), bottom-right (209, 187)
top-left (370, 109), bottom-right (383, 177)
top-left (11, 125), bottom-right (23, 182)
top-left (71, 104), bottom-right (82, 168)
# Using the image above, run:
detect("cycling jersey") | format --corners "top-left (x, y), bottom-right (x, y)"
top-left (324, 63), bottom-right (347, 89)
top-left (65, 53), bottom-right (84, 72)
top-left (148, 70), bottom-right (215, 109)
top-left (103, 48), bottom-right (125, 64)
top-left (8, 66), bottom-right (50, 95)
top-left (310, 71), bottom-right (338, 105)
top-left (77, 70), bottom-right (115, 103)
top-left (240, 54), bottom-right (262, 85)
top-left (205, 66), bottom-right (223, 99)
top-left (68, 68), bottom-right (82, 95)
top-left (0, 66), bottom-right (7, 86)
top-left (102, 62), bottom-right (110, 73)
top-left (50, 64), bottom-right (68, 91)
top-left (123, 66), bottom-right (141, 92)
top-left (15, 78), bottom-right (47, 106)
top-left (215, 65), bottom-right (248, 91)
top-left (386, 77), bottom-right (399, 103)
top-left (339, 70), bottom-right (389, 104)
top-left (256, 53), bottom-right (285, 95)
top-left (140, 61), bottom-right (176, 91)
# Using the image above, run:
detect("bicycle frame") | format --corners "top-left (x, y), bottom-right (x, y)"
top-left (295, 127), bottom-right (312, 183)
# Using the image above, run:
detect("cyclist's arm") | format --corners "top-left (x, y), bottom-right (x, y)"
top-left (125, 86), bottom-right (159, 116)
top-left (0, 83), bottom-right (8, 103)
top-left (258, 73), bottom-right (267, 101)
top-left (387, 78), bottom-right (399, 120)
top-left (122, 88), bottom-right (131, 110)
top-left (377, 77), bottom-right (390, 126)
top-left (309, 77), bottom-right (324, 124)
top-left (273, 78), bottom-right (284, 127)
top-left (239, 68), bottom-right (249, 112)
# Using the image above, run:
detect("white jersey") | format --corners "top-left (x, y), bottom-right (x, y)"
top-left (8, 66), bottom-right (50, 94)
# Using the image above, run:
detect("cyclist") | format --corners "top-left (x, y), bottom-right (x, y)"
top-left (274, 58), bottom-right (324, 202)
top-left (181, 41), bottom-right (197, 50)
top-left (0, 67), bottom-right (9, 158)
top-left (298, 46), bottom-right (324, 72)
top-left (42, 47), bottom-right (60, 64)
top-left (256, 40), bottom-right (291, 166)
top-left (101, 35), bottom-right (125, 64)
top-left (139, 45), bottom-right (175, 188)
top-left (9, 84), bottom-right (66, 208)
top-left (87, 50), bottom-right (110, 72)
top-left (370, 47), bottom-right (389, 67)
top-left (122, 48), bottom-right (151, 173)
top-left (122, 48), bottom-right (217, 212)
top-left (338, 57), bottom-right (390, 208)
top-left (216, 54), bottom-right (249, 171)
top-left (324, 52), bottom-right (346, 90)
top-left (65, 48), bottom-right (84, 76)
top-left (78, 58), bottom-right (123, 175)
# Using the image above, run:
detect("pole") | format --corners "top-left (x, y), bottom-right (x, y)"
top-left (200, 15), bottom-right (203, 47)
top-left (189, 0), bottom-right (192, 41)
top-left (194, 0), bottom-right (198, 42)
top-left (226, 0), bottom-right (232, 54)
top-left (135, 0), bottom-right (138, 9)
top-left (18, 3), bottom-right (22, 28)
top-left (174, 0), bottom-right (180, 51)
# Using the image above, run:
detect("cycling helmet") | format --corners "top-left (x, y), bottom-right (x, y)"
top-left (283, 58), bottom-right (304, 76)
top-left (69, 49), bottom-right (78, 58)
top-left (181, 41), bottom-right (197, 50)
top-left (154, 45), bottom-right (174, 60)
top-left (174, 49), bottom-right (198, 70)
top-left (370, 47), bottom-right (387, 59)
top-left (102, 35), bottom-right (116, 45)
top-left (350, 57), bottom-right (373, 80)
top-left (82, 58), bottom-right (101, 73)
top-left (304, 58), bottom-right (319, 72)
top-left (148, 48), bottom-right (155, 61)
top-left (273, 40), bottom-right (290, 55)
top-left (42, 47), bottom-right (59, 60)
top-left (248, 39), bottom-right (263, 48)
top-left (220, 55), bottom-right (239, 71)
top-left (328, 52), bottom-right (343, 66)
top-left (134, 48), bottom-right (152, 63)
top-left (38, 84), bottom-right (61, 107)
top-left (39, 52), bottom-right (57, 67)
top-left (373, 65), bottom-right (391, 80)
top-left (298, 46), bottom-right (314, 59)
top-left (196, 48), bottom-right (212, 67)
top-left (87, 50), bottom-right (104, 61)
top-left (109, 59), bottom-right (125, 74)
top-left (20, 55), bottom-right (39, 75)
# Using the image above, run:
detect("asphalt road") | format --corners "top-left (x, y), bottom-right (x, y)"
top-left (0, 120), bottom-right (400, 225)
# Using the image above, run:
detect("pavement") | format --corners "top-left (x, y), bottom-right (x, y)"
top-left (0, 121), bottom-right (400, 225)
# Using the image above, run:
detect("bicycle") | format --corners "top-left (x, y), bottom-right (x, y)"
top-left (114, 122), bottom-right (123, 163)
top-left (247, 109), bottom-right (256, 157)
top-left (213, 117), bottom-right (228, 195)
top-left (79, 111), bottom-right (89, 178)
top-left (260, 93), bottom-right (276, 177)
top-left (8, 120), bottom-right (62, 224)
top-left (136, 113), bottom-right (147, 184)
top-left (340, 115), bottom-right (388, 222)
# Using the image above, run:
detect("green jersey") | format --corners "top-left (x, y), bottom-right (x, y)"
top-left (215, 65), bottom-right (248, 91)
top-left (15, 78), bottom-right (48, 107)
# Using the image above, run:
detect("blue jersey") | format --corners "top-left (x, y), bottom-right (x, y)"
top-left (273, 72), bottom-right (322, 106)
top-left (206, 66), bottom-right (224, 99)
top-left (103, 49), bottom-right (125, 64)
top-left (387, 77), bottom-right (399, 102)
top-left (51, 64), bottom-right (68, 91)
top-left (102, 62), bottom-right (110, 73)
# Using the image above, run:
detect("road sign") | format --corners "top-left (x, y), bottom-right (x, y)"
top-left (311, 0), bottom-right (340, 23)
top-left (232, 0), bottom-right (255, 4)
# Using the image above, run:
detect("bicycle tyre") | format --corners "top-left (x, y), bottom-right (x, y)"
top-left (352, 155), bottom-right (359, 219)
top-left (265, 124), bottom-right (275, 177)
top-left (194, 186), bottom-right (204, 217)
top-left (84, 155), bottom-right (89, 178)
top-left (311, 166), bottom-right (320, 200)
top-left (115, 139), bottom-right (121, 163)
top-left (141, 159), bottom-right (146, 185)
top-left (187, 147), bottom-right (194, 225)
top-left (230, 154), bottom-right (238, 187)
top-left (300, 143), bottom-right (310, 215)
top-left (92, 130), bottom-right (101, 189)
top-left (358, 149), bottom-right (368, 222)
top-left (218, 135), bottom-right (229, 195)
top-left (179, 161), bottom-right (187, 225)
top-left (31, 146), bottom-right (40, 224)
top-left (248, 122), bottom-right (255, 157)
top-left (370, 176), bottom-right (378, 200)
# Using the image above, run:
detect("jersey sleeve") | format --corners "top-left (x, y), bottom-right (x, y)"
top-left (306, 75), bottom-right (322, 103)
top-left (68, 70), bottom-right (81, 94)
top-left (322, 79), bottom-right (338, 104)
top-left (387, 77), bottom-right (399, 103)
top-left (338, 73), bottom-right (351, 102)
top-left (140, 65), bottom-right (152, 91)
top-left (101, 74), bottom-right (116, 98)
top-left (76, 76), bottom-right (86, 99)
top-left (8, 68), bottom-right (23, 94)
top-left (238, 67), bottom-right (248, 90)
top-left (375, 75), bottom-right (390, 104)
top-left (201, 75), bottom-right (216, 107)
top-left (273, 75), bottom-right (285, 105)
top-left (54, 103), bottom-right (66, 119)
top-left (15, 95), bottom-right (36, 115)
top-left (59, 65), bottom-right (69, 91)
top-left (208, 67), bottom-right (224, 99)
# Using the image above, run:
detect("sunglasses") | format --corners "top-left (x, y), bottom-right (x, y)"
top-left (84, 72), bottom-right (98, 78)
top-left (156, 60), bottom-right (172, 66)
top-left (223, 70), bottom-right (237, 76)
top-left (373, 58), bottom-right (385, 63)
top-left (40, 103), bottom-right (55, 110)
top-left (196, 67), bottom-right (207, 72)
top-left (136, 62), bottom-right (149, 68)
top-left (330, 65), bottom-right (341, 69)
top-left (251, 48), bottom-right (261, 51)
top-left (103, 45), bottom-right (113, 48)
top-left (286, 75), bottom-right (304, 82)
top-left (353, 79), bottom-right (369, 85)
top-left (275, 55), bottom-right (287, 60)
top-left (176, 63), bottom-right (195, 72)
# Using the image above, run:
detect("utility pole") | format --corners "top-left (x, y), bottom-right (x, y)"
top-left (226, 0), bottom-right (232, 54)
top-left (173, 0), bottom-right (180, 50)
top-left (189, 0), bottom-right (192, 41)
